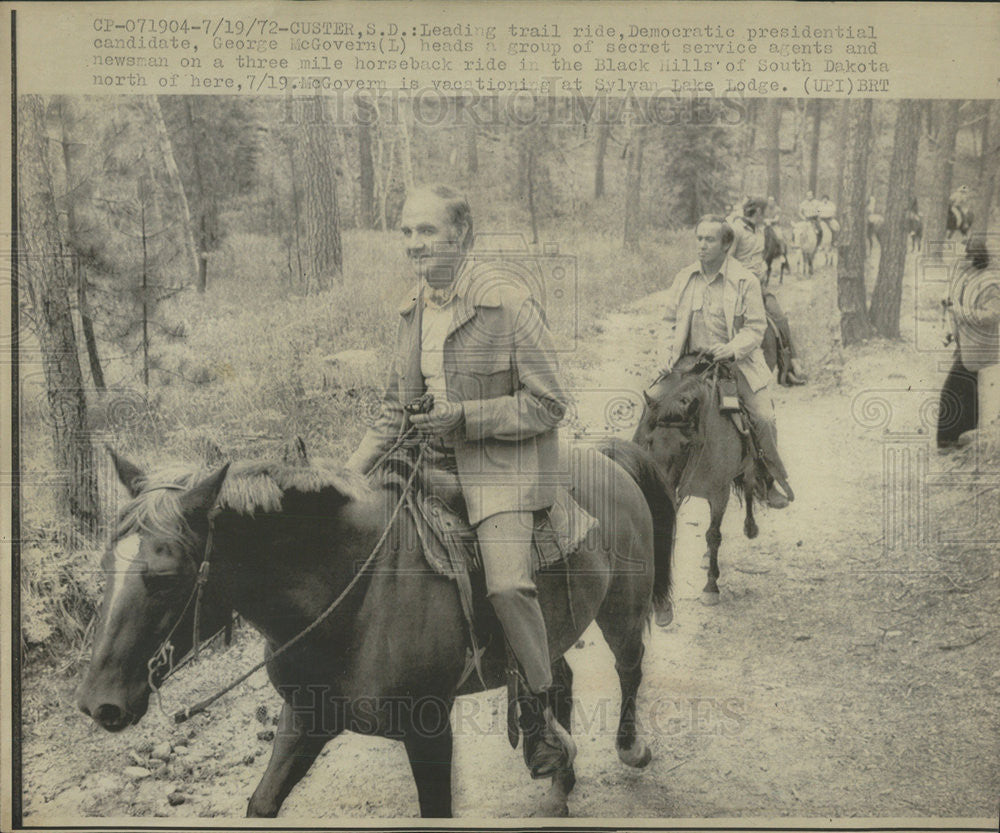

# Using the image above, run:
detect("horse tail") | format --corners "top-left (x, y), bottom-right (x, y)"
top-left (597, 438), bottom-right (674, 609)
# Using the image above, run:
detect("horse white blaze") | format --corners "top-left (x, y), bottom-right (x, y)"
top-left (106, 534), bottom-right (140, 620)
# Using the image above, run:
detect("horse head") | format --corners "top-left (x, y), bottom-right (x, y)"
top-left (633, 358), bottom-right (714, 488)
top-left (76, 451), bottom-right (230, 732)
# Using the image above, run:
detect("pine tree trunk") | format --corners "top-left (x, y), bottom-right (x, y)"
top-left (357, 97), bottom-right (376, 228)
top-left (298, 97), bottom-right (342, 290)
top-left (623, 124), bottom-right (646, 251)
top-left (465, 123), bottom-right (479, 175)
top-left (77, 262), bottom-right (105, 390)
top-left (56, 97), bottom-right (105, 391)
top-left (837, 100), bottom-right (875, 346)
top-left (147, 96), bottom-right (200, 286)
top-left (975, 100), bottom-right (999, 232)
top-left (927, 100), bottom-right (962, 246)
top-left (808, 100), bottom-right (823, 195)
top-left (19, 95), bottom-right (99, 540)
top-left (761, 99), bottom-right (782, 203)
top-left (183, 98), bottom-right (211, 292)
top-left (594, 120), bottom-right (610, 198)
top-left (869, 101), bottom-right (922, 338)
top-left (526, 143), bottom-right (539, 245)
top-left (397, 111), bottom-right (415, 191)
top-left (834, 101), bottom-right (851, 208)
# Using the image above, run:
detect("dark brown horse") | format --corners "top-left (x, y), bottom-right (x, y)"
top-left (763, 223), bottom-right (788, 285)
top-left (633, 355), bottom-right (762, 605)
top-left (77, 443), bottom-right (673, 818)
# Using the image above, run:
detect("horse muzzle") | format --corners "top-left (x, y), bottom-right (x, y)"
top-left (77, 681), bottom-right (149, 732)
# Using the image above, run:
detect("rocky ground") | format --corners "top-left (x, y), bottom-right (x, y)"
top-left (19, 260), bottom-right (1000, 825)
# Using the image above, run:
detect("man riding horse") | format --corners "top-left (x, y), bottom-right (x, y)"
top-left (726, 198), bottom-right (807, 385)
top-left (346, 184), bottom-right (575, 780)
top-left (799, 190), bottom-right (824, 246)
top-left (660, 215), bottom-right (795, 508)
top-left (948, 185), bottom-right (974, 239)
top-left (817, 195), bottom-right (839, 248)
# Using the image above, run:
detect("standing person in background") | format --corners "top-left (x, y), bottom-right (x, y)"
top-left (346, 184), bottom-right (576, 778)
top-left (939, 234), bottom-right (1000, 448)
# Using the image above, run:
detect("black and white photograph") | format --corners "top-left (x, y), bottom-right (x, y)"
top-left (4, 2), bottom-right (1000, 829)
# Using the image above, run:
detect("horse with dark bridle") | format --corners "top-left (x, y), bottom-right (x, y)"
top-left (77, 441), bottom-right (674, 818)
top-left (632, 354), bottom-right (790, 604)
top-left (763, 223), bottom-right (788, 285)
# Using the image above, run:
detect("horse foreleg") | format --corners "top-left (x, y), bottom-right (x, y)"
top-left (702, 493), bottom-right (727, 604)
top-left (247, 701), bottom-right (338, 817)
top-left (537, 657), bottom-right (576, 818)
top-left (744, 483), bottom-right (759, 540)
top-left (403, 705), bottom-right (454, 818)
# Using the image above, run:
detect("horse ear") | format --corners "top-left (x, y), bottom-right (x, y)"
top-left (642, 390), bottom-right (656, 409)
top-left (107, 446), bottom-right (145, 498)
top-left (179, 463), bottom-right (230, 515)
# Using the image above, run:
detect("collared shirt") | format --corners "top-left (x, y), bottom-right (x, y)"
top-left (687, 265), bottom-right (729, 353)
top-left (818, 200), bottom-right (837, 219)
top-left (421, 286), bottom-right (458, 401)
top-left (800, 199), bottom-right (818, 218)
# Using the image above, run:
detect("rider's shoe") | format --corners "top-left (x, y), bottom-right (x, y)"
top-left (520, 691), bottom-right (577, 779)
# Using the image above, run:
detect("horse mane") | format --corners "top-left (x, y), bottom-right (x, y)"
top-left (115, 458), bottom-right (372, 541)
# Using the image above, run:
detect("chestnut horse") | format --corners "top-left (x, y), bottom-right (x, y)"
top-left (77, 443), bottom-right (673, 818)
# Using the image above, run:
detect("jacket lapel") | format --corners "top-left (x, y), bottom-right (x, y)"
top-left (398, 283), bottom-right (425, 403)
top-left (722, 260), bottom-right (738, 338)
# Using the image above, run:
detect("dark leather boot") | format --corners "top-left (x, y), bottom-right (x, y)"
top-left (519, 690), bottom-right (576, 779)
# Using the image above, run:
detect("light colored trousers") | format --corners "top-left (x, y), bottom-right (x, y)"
top-left (477, 511), bottom-right (553, 693)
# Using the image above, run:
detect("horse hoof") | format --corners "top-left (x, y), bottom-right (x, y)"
top-left (618, 740), bottom-right (653, 768)
top-left (654, 599), bottom-right (674, 628)
top-left (701, 590), bottom-right (721, 606)
top-left (745, 520), bottom-right (759, 539)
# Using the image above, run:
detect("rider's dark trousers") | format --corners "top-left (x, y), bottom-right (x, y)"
top-left (937, 355), bottom-right (978, 447)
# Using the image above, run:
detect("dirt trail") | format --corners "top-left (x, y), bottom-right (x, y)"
top-left (21, 272), bottom-right (999, 823)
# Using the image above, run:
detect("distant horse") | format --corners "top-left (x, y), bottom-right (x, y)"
top-left (763, 223), bottom-right (788, 285)
top-left (790, 221), bottom-right (818, 277)
top-left (947, 203), bottom-right (974, 239)
top-left (634, 355), bottom-right (776, 605)
top-left (77, 445), bottom-right (674, 818)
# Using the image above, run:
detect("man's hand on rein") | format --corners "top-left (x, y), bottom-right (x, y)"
top-left (709, 342), bottom-right (736, 361)
top-left (409, 400), bottom-right (465, 436)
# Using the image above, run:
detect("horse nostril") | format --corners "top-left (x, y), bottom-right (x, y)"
top-left (94, 703), bottom-right (126, 729)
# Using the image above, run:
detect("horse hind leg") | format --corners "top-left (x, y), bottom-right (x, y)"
top-left (594, 612), bottom-right (652, 770)
top-left (537, 657), bottom-right (576, 817)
